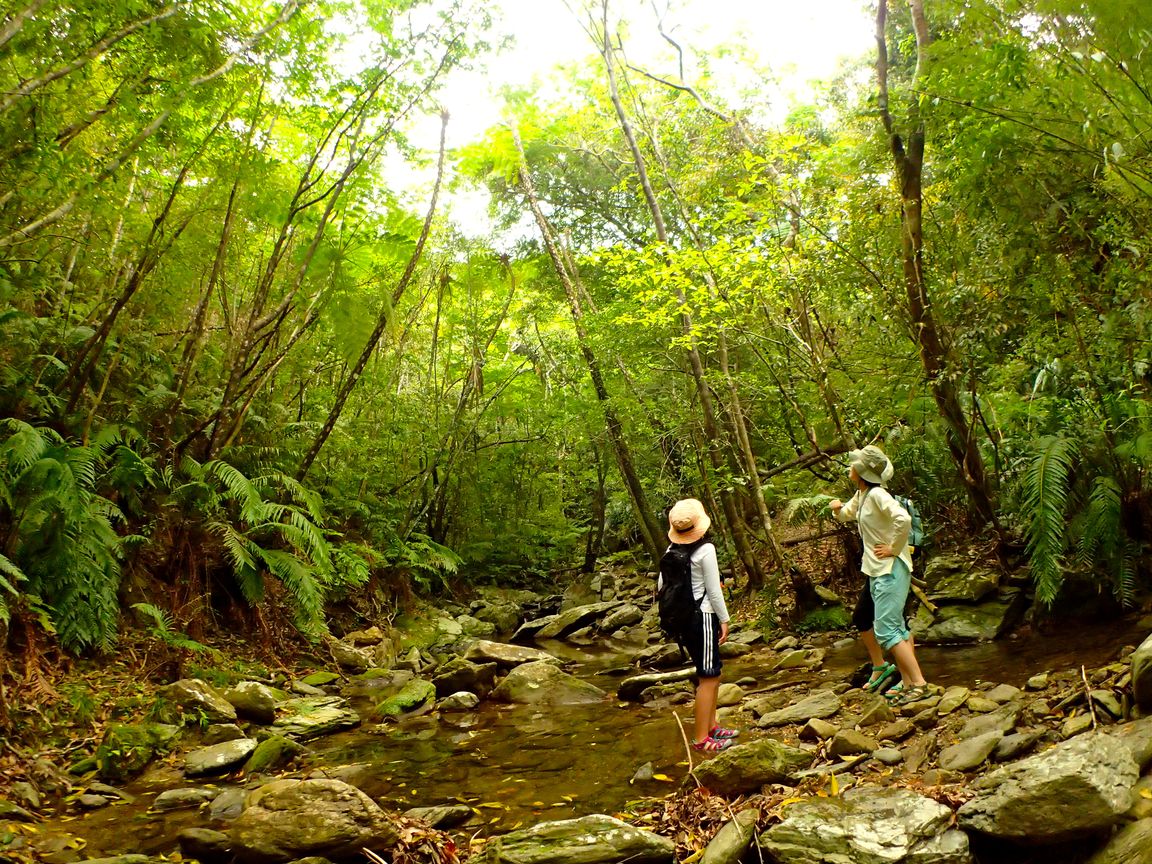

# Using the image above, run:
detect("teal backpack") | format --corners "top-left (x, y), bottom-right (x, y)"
top-left (893, 494), bottom-right (925, 547)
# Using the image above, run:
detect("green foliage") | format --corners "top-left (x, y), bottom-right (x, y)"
top-left (130, 603), bottom-right (216, 656)
top-left (796, 606), bottom-right (851, 633)
top-left (1021, 436), bottom-right (1077, 605)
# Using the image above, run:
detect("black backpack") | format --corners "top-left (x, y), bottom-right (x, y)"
top-left (656, 540), bottom-right (705, 645)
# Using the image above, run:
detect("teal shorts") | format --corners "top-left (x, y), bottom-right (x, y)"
top-left (870, 558), bottom-right (912, 650)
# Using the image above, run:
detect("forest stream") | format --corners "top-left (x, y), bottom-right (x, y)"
top-left (34, 619), bottom-right (1150, 862)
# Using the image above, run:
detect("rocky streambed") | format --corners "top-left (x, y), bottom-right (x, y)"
top-left (3, 563), bottom-right (1152, 864)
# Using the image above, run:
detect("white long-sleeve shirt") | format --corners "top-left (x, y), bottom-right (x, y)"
top-left (834, 487), bottom-right (913, 577)
top-left (656, 542), bottom-right (730, 622)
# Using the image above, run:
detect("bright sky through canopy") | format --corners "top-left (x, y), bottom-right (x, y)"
top-left (405, 0), bottom-right (876, 235)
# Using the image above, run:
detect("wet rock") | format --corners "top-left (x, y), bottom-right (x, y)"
top-left (158, 680), bottom-right (237, 724)
top-left (272, 696), bottom-right (360, 741)
top-left (755, 690), bottom-right (841, 727)
top-left (630, 763), bottom-right (655, 784)
top-left (927, 567), bottom-right (1000, 605)
top-left (343, 626), bottom-right (385, 646)
top-left (476, 814), bottom-right (674, 864)
top-left (1125, 776), bottom-right (1152, 820)
top-left (599, 604), bottom-right (643, 632)
top-left (491, 661), bottom-right (606, 705)
top-left (1104, 716), bottom-right (1152, 770)
top-left (878, 719), bottom-right (915, 742)
top-left (535, 602), bottom-right (620, 640)
top-left (470, 600), bottom-right (523, 634)
top-left (300, 672), bottom-right (340, 687)
top-left (719, 641), bottom-right (752, 658)
top-left (800, 718), bottom-right (839, 741)
top-left (873, 747), bottom-right (903, 765)
top-left (902, 732), bottom-right (937, 774)
top-left (292, 680), bottom-right (327, 696)
top-left (1060, 714), bottom-right (1094, 738)
top-left (1087, 817), bottom-right (1152, 864)
top-left (992, 729), bottom-right (1043, 762)
top-left (209, 787), bottom-right (247, 821)
top-left (185, 738), bottom-right (258, 778)
top-left (74, 857), bottom-right (159, 864)
top-left (911, 707), bottom-right (939, 729)
top-left (439, 691), bottom-right (480, 711)
top-left (464, 639), bottom-right (560, 668)
top-left (858, 694), bottom-right (895, 727)
top-left (511, 615), bottom-right (558, 642)
top-left (960, 706), bottom-right (1019, 740)
top-left (1091, 690), bottom-right (1124, 719)
top-left (938, 731), bottom-right (1003, 772)
top-left (88, 781), bottom-right (132, 803)
top-left (1132, 633), bottom-right (1152, 711)
top-left (455, 614), bottom-right (497, 639)
top-left (774, 649), bottom-right (810, 669)
top-left (829, 730), bottom-right (879, 757)
top-left (632, 643), bottom-right (684, 670)
top-left (1026, 672), bottom-right (1049, 691)
top-left (376, 679), bottom-right (436, 718)
top-left (691, 739), bottom-right (811, 796)
top-left (716, 684), bottom-right (744, 707)
top-left (617, 669), bottom-right (694, 701)
top-left (937, 686), bottom-right (970, 716)
top-left (760, 786), bottom-right (972, 864)
top-left (958, 733), bottom-right (1139, 842)
top-left (179, 828), bottom-right (233, 864)
top-left (223, 682), bottom-right (283, 725)
top-left (95, 723), bottom-right (182, 782)
top-left (985, 684), bottom-right (1022, 704)
top-left (403, 804), bottom-right (473, 829)
top-left (774, 636), bottom-right (799, 651)
top-left (0, 800), bottom-right (36, 822)
top-left (729, 630), bottom-right (764, 645)
top-left (76, 794), bottom-right (110, 810)
top-left (152, 788), bottom-right (220, 812)
top-left (203, 723), bottom-right (246, 745)
top-left (965, 696), bottom-right (1000, 713)
top-left (229, 779), bottom-right (400, 863)
top-left (10, 781), bottom-right (40, 811)
top-left (910, 596), bottom-right (1024, 644)
top-left (330, 641), bottom-right (375, 672)
top-left (431, 656), bottom-right (497, 698)
top-left (701, 808), bottom-right (758, 864)
top-left (244, 735), bottom-right (305, 773)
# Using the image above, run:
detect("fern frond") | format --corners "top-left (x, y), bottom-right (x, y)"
top-left (258, 548), bottom-right (326, 639)
top-left (1, 420), bottom-right (55, 474)
top-left (205, 460), bottom-right (265, 524)
top-left (1022, 435), bottom-right (1076, 606)
top-left (1075, 475), bottom-right (1122, 567)
top-left (781, 494), bottom-right (837, 526)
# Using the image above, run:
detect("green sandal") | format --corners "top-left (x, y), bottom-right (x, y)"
top-left (864, 662), bottom-right (897, 693)
top-left (883, 682), bottom-right (905, 702)
top-left (894, 684), bottom-right (932, 706)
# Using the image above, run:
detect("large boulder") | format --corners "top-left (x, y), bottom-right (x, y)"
top-left (910, 595), bottom-right (1025, 644)
top-left (464, 640), bottom-right (560, 668)
top-left (600, 604), bottom-right (644, 633)
top-left (617, 669), bottom-right (695, 702)
top-left (95, 723), bottom-right (181, 782)
top-left (229, 779), bottom-right (399, 863)
top-left (534, 602), bottom-right (621, 640)
top-left (691, 739), bottom-right (811, 796)
top-left (1132, 632), bottom-right (1152, 712)
top-left (330, 641), bottom-right (375, 672)
top-left (271, 696), bottom-right (359, 741)
top-left (222, 682), bottom-right (283, 725)
top-left (957, 733), bottom-right (1139, 842)
top-left (469, 601), bottom-right (523, 635)
top-left (184, 739), bottom-right (258, 778)
top-left (477, 814), bottom-right (674, 864)
top-left (376, 679), bottom-right (436, 718)
top-left (760, 787), bottom-right (971, 864)
top-left (923, 556), bottom-right (1000, 604)
top-left (158, 679), bottom-right (237, 724)
top-left (1086, 817), bottom-right (1152, 864)
top-left (754, 690), bottom-right (841, 728)
top-left (431, 656), bottom-right (497, 698)
top-left (490, 661), bottom-right (606, 706)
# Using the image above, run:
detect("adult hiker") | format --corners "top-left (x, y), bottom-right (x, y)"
top-left (658, 498), bottom-right (738, 751)
top-left (830, 446), bottom-right (931, 705)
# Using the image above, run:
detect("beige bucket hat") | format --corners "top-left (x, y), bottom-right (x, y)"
top-left (849, 445), bottom-right (895, 486)
top-left (667, 498), bottom-right (711, 544)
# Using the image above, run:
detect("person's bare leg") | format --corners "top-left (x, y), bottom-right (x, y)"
top-left (694, 677), bottom-right (721, 742)
top-left (860, 628), bottom-right (884, 666)
top-left (889, 639), bottom-right (926, 686)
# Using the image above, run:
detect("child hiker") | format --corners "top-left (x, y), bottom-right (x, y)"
top-left (661, 498), bottom-right (739, 751)
top-left (830, 446), bottom-right (931, 705)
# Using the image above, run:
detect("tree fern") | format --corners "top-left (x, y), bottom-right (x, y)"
top-left (1075, 475), bottom-right (1122, 567)
top-left (781, 494), bottom-right (837, 527)
top-left (0, 552), bottom-right (25, 625)
top-left (1022, 435), bottom-right (1076, 606)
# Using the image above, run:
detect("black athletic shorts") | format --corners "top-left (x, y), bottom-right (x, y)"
top-left (685, 610), bottom-right (723, 678)
top-left (852, 581), bottom-right (873, 632)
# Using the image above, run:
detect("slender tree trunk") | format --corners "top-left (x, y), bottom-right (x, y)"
top-left (597, 0), bottom-right (763, 583)
top-left (876, 0), bottom-right (999, 529)
top-left (512, 124), bottom-right (664, 570)
top-left (297, 111), bottom-right (449, 480)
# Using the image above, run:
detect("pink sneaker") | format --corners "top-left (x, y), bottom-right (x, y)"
top-left (710, 725), bottom-right (740, 740)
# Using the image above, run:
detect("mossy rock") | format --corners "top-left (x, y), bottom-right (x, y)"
top-left (244, 735), bottom-right (306, 773)
top-left (376, 679), bottom-right (436, 718)
top-left (302, 671), bottom-right (341, 687)
top-left (96, 723), bottom-right (182, 782)
top-left (353, 668), bottom-right (394, 681)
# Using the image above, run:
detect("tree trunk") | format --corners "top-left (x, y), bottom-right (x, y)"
top-left (875, 0), bottom-right (1000, 530)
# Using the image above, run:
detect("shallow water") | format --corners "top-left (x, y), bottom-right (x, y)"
top-left (33, 619), bottom-right (1151, 859)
